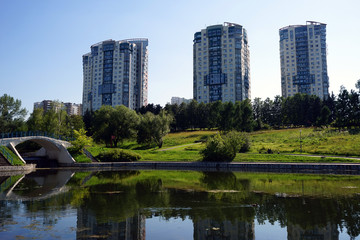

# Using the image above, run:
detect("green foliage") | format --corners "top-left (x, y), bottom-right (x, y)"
top-left (0, 146), bottom-right (24, 166)
top-left (0, 94), bottom-right (27, 133)
top-left (27, 102), bottom-right (84, 137)
top-left (137, 110), bottom-right (173, 148)
top-left (333, 87), bottom-right (360, 129)
top-left (93, 105), bottom-right (140, 147)
top-left (356, 79), bottom-right (360, 91)
top-left (201, 131), bottom-right (250, 162)
top-left (70, 128), bottom-right (92, 153)
top-left (316, 106), bottom-right (331, 127)
top-left (96, 149), bottom-right (141, 162)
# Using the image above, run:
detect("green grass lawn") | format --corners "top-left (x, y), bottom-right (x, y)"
top-left (81, 128), bottom-right (360, 163)
top-left (0, 146), bottom-right (24, 166)
top-left (250, 127), bottom-right (360, 156)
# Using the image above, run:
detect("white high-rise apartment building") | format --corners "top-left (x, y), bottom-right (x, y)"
top-left (193, 22), bottom-right (250, 103)
top-left (82, 39), bottom-right (148, 114)
top-left (279, 21), bottom-right (329, 99)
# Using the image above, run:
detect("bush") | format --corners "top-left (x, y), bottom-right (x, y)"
top-left (96, 149), bottom-right (141, 162)
top-left (201, 131), bottom-right (250, 162)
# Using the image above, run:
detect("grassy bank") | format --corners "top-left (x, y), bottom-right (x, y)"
top-left (82, 128), bottom-right (360, 163)
top-left (0, 146), bottom-right (24, 166)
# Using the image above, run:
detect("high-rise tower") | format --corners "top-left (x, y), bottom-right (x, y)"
top-left (82, 39), bottom-right (148, 114)
top-left (193, 22), bottom-right (250, 103)
top-left (279, 21), bottom-right (329, 99)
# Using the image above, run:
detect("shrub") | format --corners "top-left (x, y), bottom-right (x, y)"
top-left (201, 131), bottom-right (250, 162)
top-left (70, 128), bottom-right (92, 153)
top-left (96, 149), bottom-right (141, 162)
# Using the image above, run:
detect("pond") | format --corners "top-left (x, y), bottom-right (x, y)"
top-left (1, 169), bottom-right (360, 239)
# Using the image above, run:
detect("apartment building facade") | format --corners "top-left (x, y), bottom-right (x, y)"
top-left (193, 22), bottom-right (251, 103)
top-left (82, 39), bottom-right (148, 114)
top-left (279, 21), bottom-right (329, 99)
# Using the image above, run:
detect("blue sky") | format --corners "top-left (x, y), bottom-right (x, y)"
top-left (1, 0), bottom-right (359, 115)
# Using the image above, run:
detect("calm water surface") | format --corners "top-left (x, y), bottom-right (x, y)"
top-left (1, 169), bottom-right (360, 239)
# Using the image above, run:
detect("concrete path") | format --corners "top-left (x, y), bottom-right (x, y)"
top-left (157, 142), bottom-right (201, 151)
top-left (285, 153), bottom-right (360, 161)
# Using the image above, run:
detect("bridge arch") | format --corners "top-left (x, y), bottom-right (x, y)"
top-left (1, 136), bottom-right (75, 165)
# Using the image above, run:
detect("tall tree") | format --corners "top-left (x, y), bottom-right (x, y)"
top-left (356, 79), bottom-right (360, 92)
top-left (219, 101), bottom-right (235, 131)
top-left (93, 105), bottom-right (140, 147)
top-left (0, 94), bottom-right (27, 133)
top-left (334, 86), bottom-right (351, 129)
top-left (208, 101), bottom-right (222, 129)
top-left (239, 99), bottom-right (254, 132)
top-left (252, 98), bottom-right (263, 130)
top-left (27, 108), bottom-right (44, 132)
top-left (83, 109), bottom-right (94, 136)
top-left (187, 100), bottom-right (199, 130)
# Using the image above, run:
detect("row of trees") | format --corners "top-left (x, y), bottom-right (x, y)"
top-left (139, 82), bottom-right (359, 131)
top-left (90, 105), bottom-right (172, 148)
top-left (1, 80), bottom-right (359, 147)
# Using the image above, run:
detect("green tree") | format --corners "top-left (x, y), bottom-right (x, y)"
top-left (356, 79), bottom-right (360, 92)
top-left (176, 102), bottom-right (188, 131)
top-left (68, 114), bottom-right (85, 132)
top-left (187, 100), bottom-right (198, 130)
top-left (219, 101), bottom-right (235, 131)
top-left (208, 101), bottom-right (222, 129)
top-left (70, 128), bottom-right (92, 153)
top-left (27, 108), bottom-right (44, 132)
top-left (334, 86), bottom-right (351, 129)
top-left (316, 105), bottom-right (331, 127)
top-left (164, 103), bottom-right (178, 132)
top-left (137, 111), bottom-right (173, 148)
top-left (93, 105), bottom-right (140, 147)
top-left (0, 94), bottom-right (27, 133)
top-left (240, 99), bottom-right (254, 132)
top-left (252, 98), bottom-right (263, 130)
top-left (83, 109), bottom-right (94, 136)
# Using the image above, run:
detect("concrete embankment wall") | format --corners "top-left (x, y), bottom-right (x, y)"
top-left (59, 162), bottom-right (360, 175)
top-left (0, 164), bottom-right (36, 176)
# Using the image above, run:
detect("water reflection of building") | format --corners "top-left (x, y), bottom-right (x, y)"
top-left (287, 222), bottom-right (339, 240)
top-left (77, 207), bottom-right (145, 240)
top-left (194, 218), bottom-right (254, 240)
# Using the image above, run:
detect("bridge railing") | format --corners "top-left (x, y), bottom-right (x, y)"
top-left (0, 131), bottom-right (74, 142)
top-left (0, 146), bottom-right (13, 165)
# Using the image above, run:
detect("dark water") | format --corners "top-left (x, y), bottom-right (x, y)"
top-left (1, 169), bottom-right (360, 239)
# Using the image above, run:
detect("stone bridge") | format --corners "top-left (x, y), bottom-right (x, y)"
top-left (0, 136), bottom-right (75, 165)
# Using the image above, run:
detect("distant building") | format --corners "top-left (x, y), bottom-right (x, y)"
top-left (82, 39), bottom-right (149, 114)
top-left (34, 100), bottom-right (82, 115)
top-left (33, 100), bottom-right (62, 113)
top-left (77, 207), bottom-right (145, 240)
top-left (170, 97), bottom-right (191, 105)
top-left (279, 21), bottom-right (329, 99)
top-left (64, 103), bottom-right (82, 116)
top-left (193, 22), bottom-right (251, 104)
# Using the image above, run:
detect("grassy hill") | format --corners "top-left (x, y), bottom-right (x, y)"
top-left (83, 128), bottom-right (360, 163)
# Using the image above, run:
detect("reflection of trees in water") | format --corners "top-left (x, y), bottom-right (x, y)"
top-left (201, 172), bottom-right (249, 191)
top-left (3, 170), bottom-right (360, 239)
top-left (0, 201), bottom-right (21, 231)
top-left (255, 194), bottom-right (360, 239)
